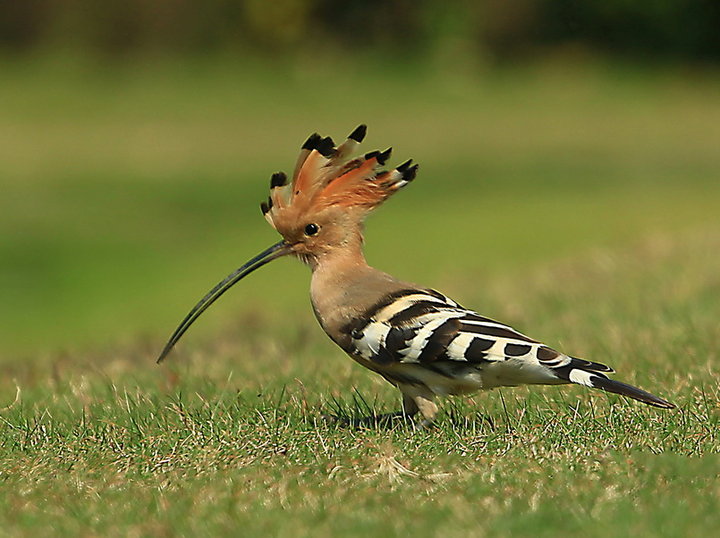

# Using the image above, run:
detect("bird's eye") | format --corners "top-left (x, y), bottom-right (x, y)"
top-left (304, 223), bottom-right (320, 236)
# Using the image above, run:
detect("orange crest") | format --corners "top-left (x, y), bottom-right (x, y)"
top-left (260, 125), bottom-right (418, 230)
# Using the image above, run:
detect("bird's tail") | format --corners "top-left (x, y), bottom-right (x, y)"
top-left (555, 359), bottom-right (675, 409)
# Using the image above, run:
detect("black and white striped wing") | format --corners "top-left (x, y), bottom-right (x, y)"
top-left (345, 288), bottom-right (674, 408)
top-left (347, 288), bottom-right (612, 381)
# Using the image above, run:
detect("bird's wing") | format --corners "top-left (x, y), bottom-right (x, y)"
top-left (344, 288), bottom-right (675, 408)
top-left (347, 288), bottom-right (612, 374)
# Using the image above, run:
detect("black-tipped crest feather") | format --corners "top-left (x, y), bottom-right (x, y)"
top-left (349, 124), bottom-right (367, 142)
top-left (402, 164), bottom-right (419, 182)
top-left (316, 136), bottom-right (336, 157)
top-left (270, 172), bottom-right (288, 188)
top-left (302, 133), bottom-right (322, 150)
top-left (377, 147), bottom-right (392, 165)
top-left (396, 159), bottom-right (413, 172)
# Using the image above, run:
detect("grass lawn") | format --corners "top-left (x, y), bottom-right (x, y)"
top-left (0, 56), bottom-right (718, 535)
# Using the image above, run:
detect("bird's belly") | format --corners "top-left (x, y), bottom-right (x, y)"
top-left (356, 357), bottom-right (564, 396)
top-left (377, 362), bottom-right (486, 396)
top-left (478, 359), bottom-right (563, 389)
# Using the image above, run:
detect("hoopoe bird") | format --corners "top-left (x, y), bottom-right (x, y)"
top-left (157, 125), bottom-right (675, 426)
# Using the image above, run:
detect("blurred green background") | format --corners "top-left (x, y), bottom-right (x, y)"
top-left (1, 0), bottom-right (720, 359)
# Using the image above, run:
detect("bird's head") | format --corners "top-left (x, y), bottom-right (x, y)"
top-left (157, 125), bottom-right (417, 362)
top-left (261, 125), bottom-right (417, 264)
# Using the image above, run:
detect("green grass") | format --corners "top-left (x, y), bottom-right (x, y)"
top-left (0, 57), bottom-right (719, 535)
top-left (1, 231), bottom-right (718, 536)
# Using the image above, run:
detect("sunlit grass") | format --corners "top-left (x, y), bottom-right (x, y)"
top-left (0, 229), bottom-right (718, 536)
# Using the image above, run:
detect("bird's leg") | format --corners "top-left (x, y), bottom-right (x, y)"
top-left (400, 391), bottom-right (420, 417)
top-left (401, 385), bottom-right (438, 429)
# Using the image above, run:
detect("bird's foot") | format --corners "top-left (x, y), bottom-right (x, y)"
top-left (417, 417), bottom-right (437, 430)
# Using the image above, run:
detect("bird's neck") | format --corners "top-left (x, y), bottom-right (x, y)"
top-left (309, 236), bottom-right (411, 346)
top-left (310, 229), bottom-right (368, 273)
top-left (310, 252), bottom-right (369, 307)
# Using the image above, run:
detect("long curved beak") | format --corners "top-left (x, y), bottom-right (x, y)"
top-left (156, 240), bottom-right (291, 363)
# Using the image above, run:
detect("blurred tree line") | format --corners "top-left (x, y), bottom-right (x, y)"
top-left (2, 0), bottom-right (719, 62)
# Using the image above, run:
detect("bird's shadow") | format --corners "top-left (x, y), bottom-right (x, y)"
top-left (321, 411), bottom-right (420, 430)
top-left (320, 409), bottom-right (497, 431)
